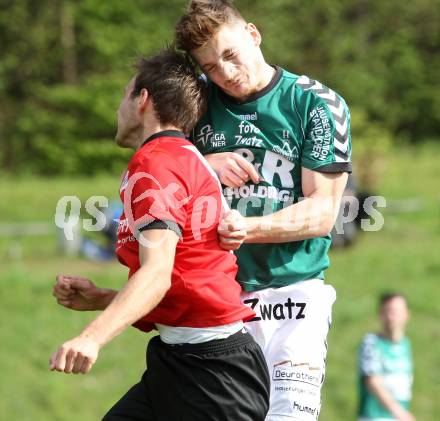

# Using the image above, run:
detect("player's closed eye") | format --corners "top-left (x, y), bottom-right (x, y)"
top-left (205, 64), bottom-right (216, 73)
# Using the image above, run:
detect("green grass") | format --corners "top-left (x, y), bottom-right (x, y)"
top-left (0, 259), bottom-right (151, 421)
top-left (1, 143), bottom-right (439, 420)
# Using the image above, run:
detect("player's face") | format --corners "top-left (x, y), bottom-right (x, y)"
top-left (115, 77), bottom-right (142, 148)
top-left (191, 22), bottom-right (265, 101)
top-left (380, 297), bottom-right (409, 334)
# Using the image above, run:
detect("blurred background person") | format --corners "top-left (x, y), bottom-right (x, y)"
top-left (358, 293), bottom-right (414, 421)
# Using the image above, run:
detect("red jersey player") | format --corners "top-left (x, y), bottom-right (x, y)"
top-left (50, 49), bottom-right (269, 421)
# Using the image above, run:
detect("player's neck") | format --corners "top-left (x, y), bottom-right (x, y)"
top-left (256, 62), bottom-right (276, 91)
top-left (233, 62), bottom-right (276, 102)
top-left (382, 328), bottom-right (404, 343)
top-left (137, 123), bottom-right (183, 150)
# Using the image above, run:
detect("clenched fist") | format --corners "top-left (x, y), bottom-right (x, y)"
top-left (218, 210), bottom-right (247, 250)
top-left (53, 275), bottom-right (104, 311)
top-left (49, 335), bottom-right (100, 374)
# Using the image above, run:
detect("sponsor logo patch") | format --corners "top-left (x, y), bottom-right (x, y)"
top-left (292, 401), bottom-right (318, 416)
top-left (243, 298), bottom-right (306, 321)
top-left (272, 361), bottom-right (322, 388)
top-left (195, 124), bottom-right (226, 147)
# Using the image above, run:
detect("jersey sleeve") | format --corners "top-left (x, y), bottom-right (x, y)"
top-left (125, 155), bottom-right (191, 238)
top-left (359, 334), bottom-right (382, 376)
top-left (296, 76), bottom-right (352, 173)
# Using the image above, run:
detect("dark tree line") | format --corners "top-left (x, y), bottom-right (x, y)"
top-left (0, 0), bottom-right (438, 174)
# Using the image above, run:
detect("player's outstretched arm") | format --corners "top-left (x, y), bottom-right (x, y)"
top-left (52, 275), bottom-right (118, 311)
top-left (49, 229), bottom-right (177, 374)
top-left (218, 168), bottom-right (348, 245)
top-left (365, 375), bottom-right (416, 421)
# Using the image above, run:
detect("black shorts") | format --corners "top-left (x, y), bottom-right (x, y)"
top-left (102, 331), bottom-right (270, 421)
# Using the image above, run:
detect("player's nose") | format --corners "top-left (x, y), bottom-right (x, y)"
top-left (219, 62), bottom-right (236, 83)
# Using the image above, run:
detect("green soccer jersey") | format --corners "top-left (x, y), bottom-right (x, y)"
top-left (358, 334), bottom-right (413, 419)
top-left (191, 67), bottom-right (352, 291)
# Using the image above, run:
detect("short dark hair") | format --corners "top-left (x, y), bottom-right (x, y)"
top-left (379, 292), bottom-right (407, 308)
top-left (131, 49), bottom-right (206, 133)
top-left (175, 0), bottom-right (245, 52)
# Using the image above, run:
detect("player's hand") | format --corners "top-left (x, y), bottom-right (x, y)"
top-left (393, 406), bottom-right (416, 421)
top-left (397, 413), bottom-right (416, 421)
top-left (53, 275), bottom-right (103, 311)
top-left (218, 210), bottom-right (247, 250)
top-left (396, 411), bottom-right (416, 421)
top-left (204, 152), bottom-right (260, 187)
top-left (49, 335), bottom-right (100, 374)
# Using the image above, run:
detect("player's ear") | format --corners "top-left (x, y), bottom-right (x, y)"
top-left (137, 88), bottom-right (150, 112)
top-left (246, 23), bottom-right (261, 47)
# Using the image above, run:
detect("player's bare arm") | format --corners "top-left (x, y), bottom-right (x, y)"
top-left (243, 168), bottom-right (348, 242)
top-left (365, 375), bottom-right (416, 421)
top-left (218, 168), bottom-right (348, 246)
top-left (53, 275), bottom-right (117, 311)
top-left (49, 229), bottom-right (177, 374)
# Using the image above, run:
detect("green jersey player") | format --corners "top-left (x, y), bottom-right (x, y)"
top-left (175, 1), bottom-right (351, 420)
top-left (358, 293), bottom-right (415, 421)
top-left (193, 68), bottom-right (351, 291)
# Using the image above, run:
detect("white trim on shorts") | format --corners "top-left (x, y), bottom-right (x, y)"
top-left (156, 321), bottom-right (244, 344)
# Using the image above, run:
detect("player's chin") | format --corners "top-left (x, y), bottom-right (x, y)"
top-left (115, 132), bottom-right (130, 148)
top-left (224, 84), bottom-right (249, 100)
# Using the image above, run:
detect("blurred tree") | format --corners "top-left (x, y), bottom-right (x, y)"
top-left (0, 0), bottom-right (183, 174)
top-left (246, 0), bottom-right (439, 139)
top-left (60, 0), bottom-right (78, 84)
top-left (0, 0), bottom-right (438, 175)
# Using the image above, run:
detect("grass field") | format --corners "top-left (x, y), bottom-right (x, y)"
top-left (1, 143), bottom-right (439, 420)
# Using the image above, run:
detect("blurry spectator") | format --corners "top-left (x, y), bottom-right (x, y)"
top-left (357, 293), bottom-right (415, 421)
top-left (58, 200), bottom-right (122, 261)
top-left (81, 201), bottom-right (122, 261)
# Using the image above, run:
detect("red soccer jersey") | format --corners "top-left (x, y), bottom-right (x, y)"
top-left (116, 131), bottom-right (254, 332)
